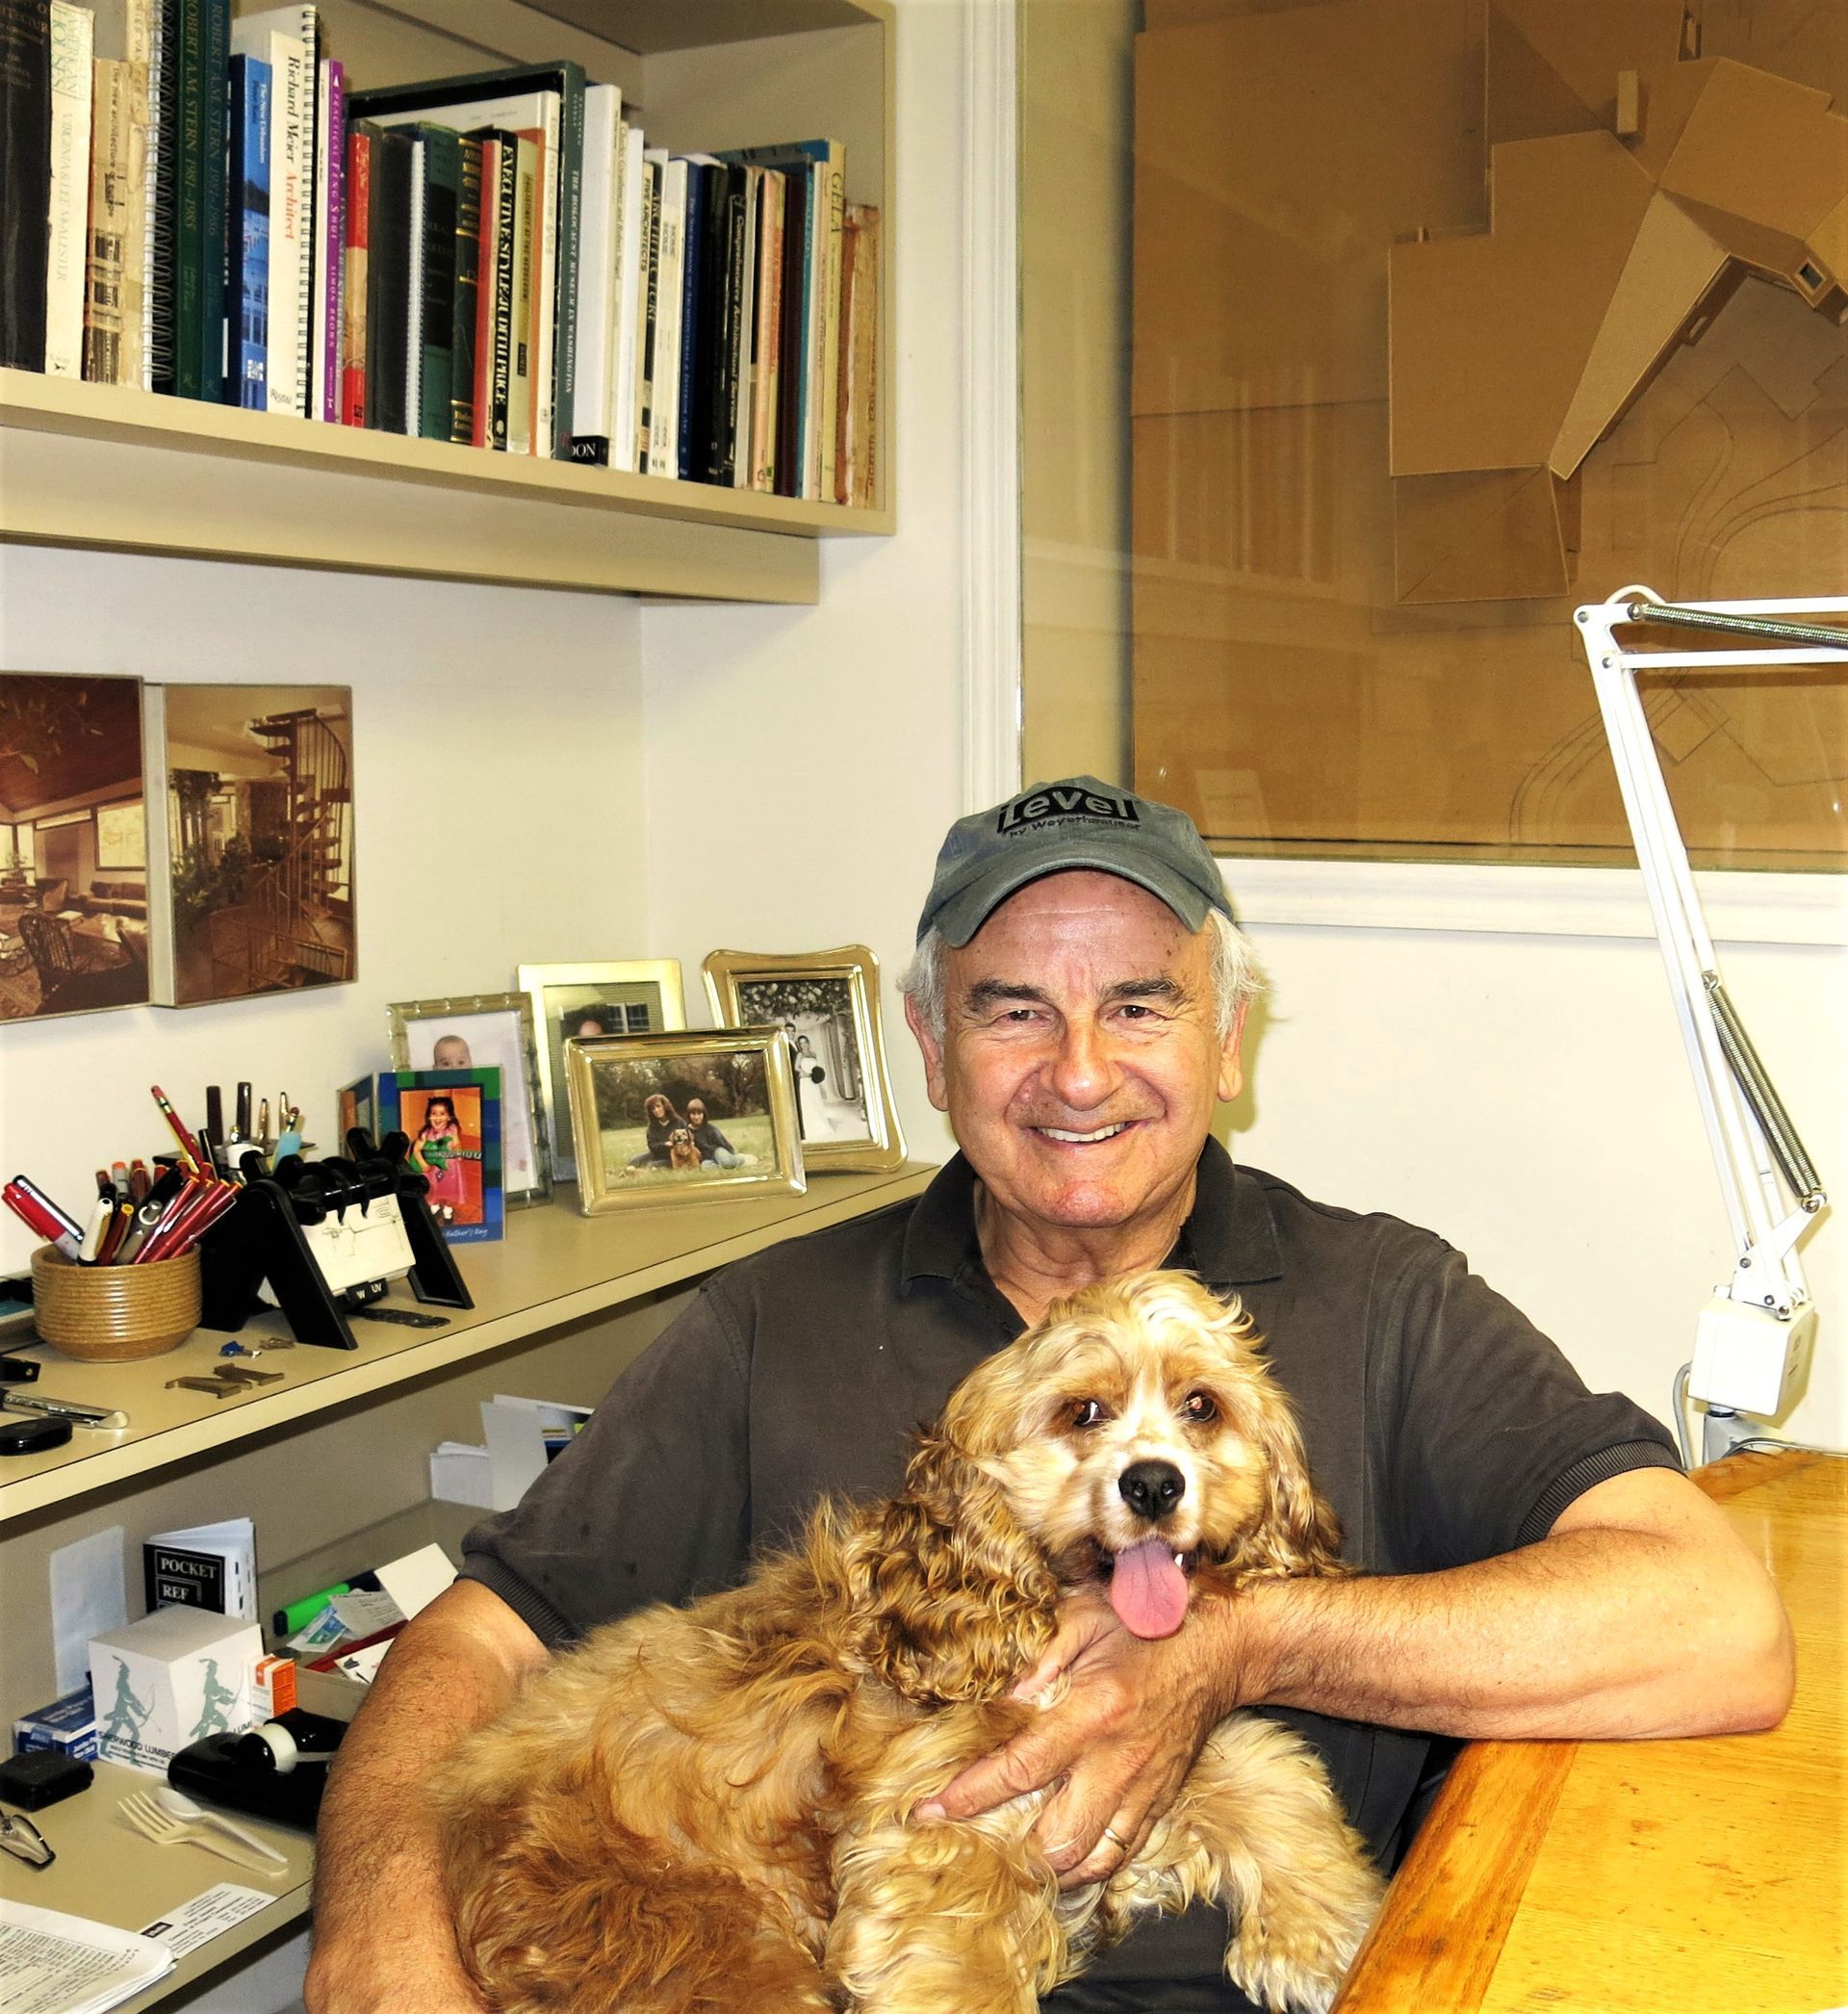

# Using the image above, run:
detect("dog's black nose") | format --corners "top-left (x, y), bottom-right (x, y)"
top-left (1117, 1459), bottom-right (1186, 1522)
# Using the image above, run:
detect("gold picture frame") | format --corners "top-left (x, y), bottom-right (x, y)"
top-left (565, 1027), bottom-right (805, 1215)
top-left (388, 992), bottom-right (551, 1207)
top-left (701, 945), bottom-right (907, 1175)
top-left (517, 960), bottom-right (688, 1183)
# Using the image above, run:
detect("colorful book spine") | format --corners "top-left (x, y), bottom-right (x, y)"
top-left (633, 153), bottom-right (658, 471)
top-left (449, 132), bottom-right (481, 445)
top-left (750, 171), bottom-right (783, 493)
top-left (339, 117), bottom-right (369, 426)
top-left (507, 132), bottom-right (536, 454)
top-left (313, 57), bottom-right (343, 421)
top-left (478, 131), bottom-right (515, 451)
top-left (413, 122), bottom-right (458, 441)
top-left (43, 1), bottom-right (92, 378)
top-left (0, 0), bottom-right (51, 372)
top-left (145, 0), bottom-right (176, 390)
top-left (567, 80), bottom-right (619, 465)
top-left (224, 53), bottom-right (269, 409)
top-left (610, 119), bottom-right (644, 474)
top-left (195, 0), bottom-right (226, 400)
top-left (365, 121), bottom-right (411, 433)
top-left (470, 133), bottom-right (499, 447)
top-left (774, 167), bottom-right (807, 500)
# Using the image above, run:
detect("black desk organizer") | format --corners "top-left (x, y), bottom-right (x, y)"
top-left (196, 1131), bottom-right (473, 1350)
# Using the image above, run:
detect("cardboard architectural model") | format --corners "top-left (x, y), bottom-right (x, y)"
top-left (1391, 11), bottom-right (1848, 602)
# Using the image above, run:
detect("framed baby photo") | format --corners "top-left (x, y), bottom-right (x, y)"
top-left (388, 993), bottom-right (551, 1207)
top-left (518, 960), bottom-right (688, 1184)
top-left (701, 946), bottom-right (907, 1175)
top-left (377, 1068), bottom-right (505, 1243)
top-left (564, 1027), bottom-right (804, 1216)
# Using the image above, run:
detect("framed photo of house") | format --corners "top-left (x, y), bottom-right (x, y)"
top-left (701, 946), bottom-right (907, 1174)
top-left (142, 683), bottom-right (355, 1007)
top-left (0, 672), bottom-right (152, 1022)
top-left (565, 1027), bottom-right (804, 1215)
top-left (517, 960), bottom-right (688, 1183)
top-left (388, 993), bottom-right (551, 1207)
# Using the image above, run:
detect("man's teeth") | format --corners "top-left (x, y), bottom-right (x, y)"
top-left (1040, 1123), bottom-right (1129, 1143)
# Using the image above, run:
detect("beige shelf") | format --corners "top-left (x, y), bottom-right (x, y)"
top-left (0, 371), bottom-right (888, 602)
top-left (0, 1164), bottom-right (935, 1528)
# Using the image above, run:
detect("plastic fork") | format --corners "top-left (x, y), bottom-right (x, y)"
top-left (117, 1787), bottom-right (288, 1873)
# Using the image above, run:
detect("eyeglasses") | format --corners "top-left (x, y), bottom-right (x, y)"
top-left (0, 1807), bottom-right (54, 1868)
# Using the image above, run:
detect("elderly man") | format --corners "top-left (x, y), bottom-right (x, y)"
top-left (306, 778), bottom-right (1791, 2014)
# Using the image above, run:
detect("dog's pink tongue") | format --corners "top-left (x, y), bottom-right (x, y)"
top-left (1108, 1537), bottom-right (1190, 1639)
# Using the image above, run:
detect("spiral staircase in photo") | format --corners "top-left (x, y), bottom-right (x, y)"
top-left (207, 709), bottom-right (353, 994)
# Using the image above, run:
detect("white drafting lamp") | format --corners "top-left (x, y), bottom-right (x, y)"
top-left (1575, 588), bottom-right (1836, 1463)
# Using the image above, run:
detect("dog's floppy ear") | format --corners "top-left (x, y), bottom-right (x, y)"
top-left (840, 1433), bottom-right (1059, 1705)
top-left (1237, 1380), bottom-right (1347, 1580)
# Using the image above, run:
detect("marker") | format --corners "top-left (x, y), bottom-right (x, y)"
top-left (110, 1162), bottom-right (130, 1202)
top-left (234, 1083), bottom-right (253, 1145)
top-left (150, 1087), bottom-right (203, 1174)
top-left (78, 1192), bottom-right (116, 1264)
top-left (2, 1179), bottom-right (83, 1261)
top-left (129, 1161), bottom-right (149, 1203)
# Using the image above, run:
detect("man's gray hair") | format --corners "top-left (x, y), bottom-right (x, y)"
top-left (899, 906), bottom-right (1263, 1045)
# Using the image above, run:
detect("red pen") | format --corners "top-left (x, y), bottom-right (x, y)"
top-left (167, 1182), bottom-right (241, 1256)
top-left (150, 1086), bottom-right (203, 1175)
top-left (131, 1175), bottom-right (207, 1265)
top-left (3, 1178), bottom-right (83, 1260)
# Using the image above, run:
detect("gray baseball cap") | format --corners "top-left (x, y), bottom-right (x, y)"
top-left (917, 776), bottom-right (1233, 945)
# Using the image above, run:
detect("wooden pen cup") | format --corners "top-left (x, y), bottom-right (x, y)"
top-left (31, 1247), bottom-right (203, 1361)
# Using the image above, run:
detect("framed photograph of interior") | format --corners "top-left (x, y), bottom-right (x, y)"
top-left (701, 946), bottom-right (907, 1174)
top-left (0, 672), bottom-right (151, 1021)
top-left (142, 683), bottom-right (355, 1006)
top-left (517, 961), bottom-right (688, 1183)
top-left (388, 994), bottom-right (550, 1207)
top-left (565, 1028), bottom-right (804, 1216)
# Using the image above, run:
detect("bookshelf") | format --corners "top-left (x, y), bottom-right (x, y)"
top-left (0, 0), bottom-right (894, 603)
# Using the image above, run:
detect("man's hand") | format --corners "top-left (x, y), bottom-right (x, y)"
top-left (918, 1586), bottom-right (1245, 1889)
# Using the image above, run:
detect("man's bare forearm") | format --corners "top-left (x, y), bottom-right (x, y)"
top-left (1229, 1471), bottom-right (1794, 1741)
top-left (306, 1582), bottom-right (546, 2012)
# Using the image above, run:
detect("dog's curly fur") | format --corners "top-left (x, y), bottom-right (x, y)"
top-left (665, 1127), bottom-right (704, 1173)
top-left (433, 1271), bottom-right (1383, 2014)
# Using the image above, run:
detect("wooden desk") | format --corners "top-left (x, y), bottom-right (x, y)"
top-left (1336, 1451), bottom-right (1847, 2014)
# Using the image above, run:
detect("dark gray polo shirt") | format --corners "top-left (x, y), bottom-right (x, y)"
top-left (461, 1141), bottom-right (1679, 1997)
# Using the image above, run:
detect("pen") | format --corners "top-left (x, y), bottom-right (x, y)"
top-left (0, 1391), bottom-right (126, 1429)
top-left (78, 1191), bottom-right (115, 1265)
top-left (129, 1161), bottom-right (149, 1204)
top-left (2, 1179), bottom-right (83, 1261)
top-left (110, 1162), bottom-right (130, 1202)
top-left (206, 1085), bottom-right (224, 1148)
top-left (150, 1086), bottom-right (203, 1174)
top-left (235, 1082), bottom-right (253, 1145)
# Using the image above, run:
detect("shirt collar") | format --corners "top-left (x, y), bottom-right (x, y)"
top-left (900, 1135), bottom-right (1282, 1289)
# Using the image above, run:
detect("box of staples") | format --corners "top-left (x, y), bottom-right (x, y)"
top-left (13, 1684), bottom-right (100, 1760)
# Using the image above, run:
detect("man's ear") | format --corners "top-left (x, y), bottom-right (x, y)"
top-left (904, 993), bottom-right (951, 1112)
top-left (1216, 999), bottom-right (1248, 1104)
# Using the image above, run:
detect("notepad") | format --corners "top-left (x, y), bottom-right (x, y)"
top-left (0, 1898), bottom-right (172, 2014)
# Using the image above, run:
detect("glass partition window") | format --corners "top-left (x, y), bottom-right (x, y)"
top-left (1022, 0), bottom-right (1848, 871)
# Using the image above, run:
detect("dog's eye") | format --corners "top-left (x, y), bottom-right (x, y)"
top-left (1071, 1399), bottom-right (1107, 1430)
top-left (1183, 1392), bottom-right (1219, 1424)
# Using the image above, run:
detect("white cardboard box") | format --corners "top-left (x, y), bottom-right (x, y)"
top-left (89, 1608), bottom-right (266, 1774)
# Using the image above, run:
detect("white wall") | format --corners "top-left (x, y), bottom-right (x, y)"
top-left (1230, 917), bottom-right (1846, 1451)
top-left (0, 548), bottom-right (646, 1272)
top-left (640, 0), bottom-right (972, 1168)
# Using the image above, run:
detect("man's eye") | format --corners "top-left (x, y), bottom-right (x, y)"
top-left (1183, 1392), bottom-right (1219, 1424)
top-left (1072, 1399), bottom-right (1108, 1430)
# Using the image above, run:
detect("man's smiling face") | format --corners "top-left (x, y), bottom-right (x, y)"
top-left (911, 871), bottom-right (1244, 1242)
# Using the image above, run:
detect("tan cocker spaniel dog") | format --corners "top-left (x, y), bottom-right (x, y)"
top-left (434, 1271), bottom-right (1382, 2014)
